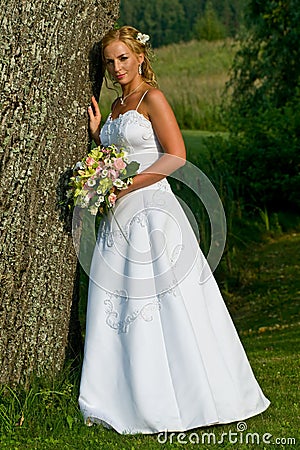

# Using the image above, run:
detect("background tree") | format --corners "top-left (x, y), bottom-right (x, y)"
top-left (193, 1), bottom-right (226, 41)
top-left (211, 0), bottom-right (246, 37)
top-left (221, 0), bottom-right (300, 211)
top-left (228, 0), bottom-right (300, 120)
top-left (180, 0), bottom-right (206, 41)
top-left (120, 0), bottom-right (187, 47)
top-left (0, 0), bottom-right (120, 386)
top-left (119, 0), bottom-right (245, 47)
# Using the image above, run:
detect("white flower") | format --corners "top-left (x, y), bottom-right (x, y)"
top-left (89, 206), bottom-right (98, 216)
top-left (78, 198), bottom-right (88, 208)
top-left (80, 194), bottom-right (90, 206)
top-left (95, 196), bottom-right (105, 207)
top-left (136, 33), bottom-right (150, 45)
top-left (74, 161), bottom-right (85, 170)
top-left (101, 169), bottom-right (108, 177)
top-left (113, 178), bottom-right (125, 188)
top-left (96, 187), bottom-right (103, 194)
top-left (87, 178), bottom-right (96, 187)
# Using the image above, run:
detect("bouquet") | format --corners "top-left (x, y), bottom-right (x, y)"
top-left (68, 144), bottom-right (140, 217)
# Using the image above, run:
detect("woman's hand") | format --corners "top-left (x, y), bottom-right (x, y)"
top-left (88, 96), bottom-right (101, 145)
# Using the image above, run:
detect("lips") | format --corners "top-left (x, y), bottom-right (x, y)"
top-left (116, 74), bottom-right (126, 80)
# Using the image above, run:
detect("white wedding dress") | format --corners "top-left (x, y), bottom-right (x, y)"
top-left (78, 92), bottom-right (270, 434)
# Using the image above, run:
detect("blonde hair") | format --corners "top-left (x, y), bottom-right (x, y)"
top-left (101, 26), bottom-right (158, 88)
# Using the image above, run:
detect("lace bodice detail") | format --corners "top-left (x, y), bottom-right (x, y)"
top-left (100, 110), bottom-right (163, 172)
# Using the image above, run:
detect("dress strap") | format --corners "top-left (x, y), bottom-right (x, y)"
top-left (135, 90), bottom-right (149, 111)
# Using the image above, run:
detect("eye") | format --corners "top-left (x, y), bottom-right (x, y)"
top-left (120, 56), bottom-right (128, 61)
top-left (106, 59), bottom-right (113, 65)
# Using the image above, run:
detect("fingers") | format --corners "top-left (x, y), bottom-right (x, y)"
top-left (91, 96), bottom-right (101, 117)
top-left (88, 96), bottom-right (101, 117)
top-left (87, 105), bottom-right (94, 120)
top-left (87, 97), bottom-right (102, 140)
top-left (91, 95), bottom-right (98, 107)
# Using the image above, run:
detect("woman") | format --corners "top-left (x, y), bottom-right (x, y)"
top-left (79, 26), bottom-right (270, 434)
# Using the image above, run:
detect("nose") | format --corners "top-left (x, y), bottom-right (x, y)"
top-left (114, 60), bottom-right (121, 73)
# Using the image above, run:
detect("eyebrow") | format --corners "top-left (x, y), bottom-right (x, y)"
top-left (106, 53), bottom-right (129, 60)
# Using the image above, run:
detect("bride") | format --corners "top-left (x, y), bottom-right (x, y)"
top-left (78, 25), bottom-right (270, 434)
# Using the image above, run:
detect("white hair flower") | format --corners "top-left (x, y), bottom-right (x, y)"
top-left (136, 33), bottom-right (150, 45)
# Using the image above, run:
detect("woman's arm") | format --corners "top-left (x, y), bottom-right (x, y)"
top-left (117, 89), bottom-right (186, 199)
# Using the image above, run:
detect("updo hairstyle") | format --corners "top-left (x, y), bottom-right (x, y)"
top-left (101, 26), bottom-right (158, 88)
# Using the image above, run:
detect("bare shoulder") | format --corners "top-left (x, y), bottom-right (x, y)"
top-left (144, 87), bottom-right (168, 105)
top-left (143, 87), bottom-right (172, 118)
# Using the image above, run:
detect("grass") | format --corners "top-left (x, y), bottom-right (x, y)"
top-left (225, 233), bottom-right (300, 333)
top-left (100, 39), bottom-right (235, 130)
top-left (154, 39), bottom-right (234, 131)
top-left (0, 229), bottom-right (299, 449)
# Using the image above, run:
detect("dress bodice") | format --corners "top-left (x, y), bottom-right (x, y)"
top-left (100, 110), bottom-right (163, 172)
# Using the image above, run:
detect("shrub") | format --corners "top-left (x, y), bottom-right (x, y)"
top-left (193, 1), bottom-right (226, 41)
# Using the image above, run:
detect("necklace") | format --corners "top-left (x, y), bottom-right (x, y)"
top-left (120, 81), bottom-right (144, 105)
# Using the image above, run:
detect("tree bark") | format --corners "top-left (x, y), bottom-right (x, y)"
top-left (0, 0), bottom-right (119, 386)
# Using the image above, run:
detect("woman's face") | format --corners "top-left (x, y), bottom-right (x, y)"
top-left (104, 40), bottom-right (144, 85)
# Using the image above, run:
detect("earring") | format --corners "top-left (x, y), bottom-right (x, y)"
top-left (138, 63), bottom-right (143, 75)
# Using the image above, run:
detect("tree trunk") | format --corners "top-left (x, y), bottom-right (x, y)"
top-left (0, 0), bottom-right (119, 386)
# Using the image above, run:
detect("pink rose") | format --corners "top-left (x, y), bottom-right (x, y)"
top-left (108, 192), bottom-right (117, 205)
top-left (113, 158), bottom-right (126, 170)
top-left (108, 169), bottom-right (118, 180)
top-left (86, 157), bottom-right (96, 166)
